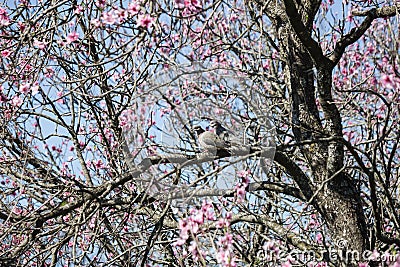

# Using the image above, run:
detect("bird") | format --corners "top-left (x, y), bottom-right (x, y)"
top-left (193, 125), bottom-right (226, 152)
top-left (209, 120), bottom-right (230, 143)
top-left (209, 120), bottom-right (255, 156)
top-left (193, 125), bottom-right (205, 135)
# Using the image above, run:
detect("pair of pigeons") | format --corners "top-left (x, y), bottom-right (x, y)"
top-left (193, 120), bottom-right (230, 152)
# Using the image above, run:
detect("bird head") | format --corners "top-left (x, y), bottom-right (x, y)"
top-left (193, 125), bottom-right (205, 135)
top-left (209, 120), bottom-right (221, 129)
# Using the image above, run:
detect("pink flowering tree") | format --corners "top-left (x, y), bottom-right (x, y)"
top-left (0, 0), bottom-right (399, 266)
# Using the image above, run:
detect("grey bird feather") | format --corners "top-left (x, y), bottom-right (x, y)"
top-left (193, 125), bottom-right (226, 151)
top-left (210, 120), bottom-right (232, 144)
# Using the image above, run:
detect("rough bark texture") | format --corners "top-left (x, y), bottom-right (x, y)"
top-left (255, 0), bottom-right (370, 260)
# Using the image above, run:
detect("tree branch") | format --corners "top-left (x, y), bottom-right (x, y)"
top-left (274, 151), bottom-right (314, 200)
top-left (282, 0), bottom-right (330, 66)
top-left (352, 4), bottom-right (400, 17)
top-left (231, 214), bottom-right (317, 251)
top-left (330, 5), bottom-right (400, 65)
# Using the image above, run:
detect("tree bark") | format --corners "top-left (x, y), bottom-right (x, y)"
top-left (255, 0), bottom-right (370, 261)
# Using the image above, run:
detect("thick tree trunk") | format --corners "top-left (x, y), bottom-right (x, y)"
top-left (273, 13), bottom-right (369, 262)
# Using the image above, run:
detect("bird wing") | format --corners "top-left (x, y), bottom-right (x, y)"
top-left (199, 132), bottom-right (226, 149)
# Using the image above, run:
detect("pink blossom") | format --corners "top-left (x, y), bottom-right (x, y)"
top-left (190, 0), bottom-right (201, 8)
top-left (19, 83), bottom-right (30, 94)
top-left (96, 0), bottom-right (106, 8)
top-left (44, 67), bottom-right (54, 78)
top-left (230, 13), bottom-right (238, 22)
top-left (391, 257), bottom-right (400, 267)
top-left (91, 18), bottom-right (102, 27)
top-left (127, 2), bottom-right (140, 15)
top-left (18, 21), bottom-right (26, 32)
top-left (33, 39), bottom-right (47, 50)
top-left (57, 39), bottom-right (65, 46)
top-left (94, 159), bottom-right (104, 169)
top-left (101, 11), bottom-right (117, 25)
top-left (358, 263), bottom-right (369, 267)
top-left (216, 218), bottom-right (229, 228)
top-left (66, 32), bottom-right (79, 44)
top-left (56, 91), bottom-right (64, 104)
top-left (218, 232), bottom-right (233, 246)
top-left (316, 233), bottom-right (323, 244)
top-left (173, 237), bottom-right (187, 246)
top-left (188, 241), bottom-right (198, 260)
top-left (236, 185), bottom-right (246, 202)
top-left (11, 95), bottom-right (23, 107)
top-left (216, 249), bottom-right (227, 265)
top-left (216, 232), bottom-right (236, 267)
top-left (0, 7), bottom-right (10, 26)
top-left (174, 0), bottom-right (185, 8)
top-left (173, 219), bottom-right (190, 246)
top-left (13, 207), bottom-right (22, 215)
top-left (175, 0), bottom-right (201, 8)
top-left (0, 93), bottom-right (7, 103)
top-left (114, 9), bottom-right (128, 23)
top-left (282, 261), bottom-right (292, 267)
top-left (24, 63), bottom-right (33, 72)
top-left (381, 74), bottom-right (394, 89)
top-left (190, 220), bottom-right (199, 234)
top-left (0, 86), bottom-right (7, 103)
top-left (74, 5), bottom-right (83, 14)
top-left (192, 210), bottom-right (204, 224)
top-left (119, 117), bottom-right (129, 128)
top-left (237, 169), bottom-right (250, 178)
top-left (201, 201), bottom-right (215, 220)
top-left (1, 49), bottom-right (11, 58)
top-left (137, 14), bottom-right (154, 28)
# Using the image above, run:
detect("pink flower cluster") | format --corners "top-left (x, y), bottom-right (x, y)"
top-left (119, 108), bottom-right (138, 130)
top-left (33, 39), bottom-right (47, 50)
top-left (19, 82), bottom-right (39, 95)
top-left (0, 81), bottom-right (40, 108)
top-left (174, 201), bottom-right (215, 246)
top-left (174, 203), bottom-right (240, 266)
top-left (0, 7), bottom-right (10, 26)
top-left (1, 49), bottom-right (11, 58)
top-left (174, 0), bottom-right (201, 9)
top-left (391, 256), bottom-right (400, 267)
top-left (235, 169), bottom-right (250, 202)
top-left (0, 85), bottom-right (7, 102)
top-left (66, 32), bottom-right (79, 44)
top-left (74, 5), bottom-right (84, 14)
top-left (216, 231), bottom-right (237, 267)
top-left (94, 2), bottom-right (154, 29)
top-left (136, 14), bottom-right (154, 28)
top-left (101, 10), bottom-right (127, 25)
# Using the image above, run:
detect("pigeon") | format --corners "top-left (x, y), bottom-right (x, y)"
top-left (210, 120), bottom-right (230, 143)
top-left (193, 125), bottom-right (226, 152)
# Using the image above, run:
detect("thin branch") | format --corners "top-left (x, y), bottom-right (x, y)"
top-left (231, 214), bottom-right (317, 251)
